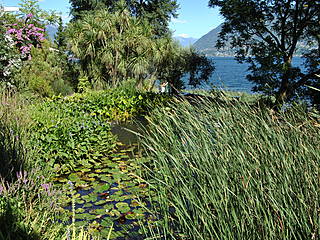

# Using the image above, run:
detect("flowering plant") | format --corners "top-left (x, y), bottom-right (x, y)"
top-left (0, 13), bottom-right (21, 87)
top-left (6, 13), bottom-right (45, 60)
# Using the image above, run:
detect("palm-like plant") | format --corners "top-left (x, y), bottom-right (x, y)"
top-left (67, 7), bottom-right (159, 88)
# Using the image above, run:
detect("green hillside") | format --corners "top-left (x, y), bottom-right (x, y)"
top-left (193, 24), bottom-right (235, 56)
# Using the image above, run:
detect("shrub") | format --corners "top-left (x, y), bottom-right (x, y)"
top-left (15, 41), bottom-right (74, 97)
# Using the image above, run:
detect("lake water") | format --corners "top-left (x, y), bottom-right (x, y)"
top-left (184, 57), bottom-right (305, 93)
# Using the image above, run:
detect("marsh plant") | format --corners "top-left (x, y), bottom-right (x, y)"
top-left (141, 99), bottom-right (320, 240)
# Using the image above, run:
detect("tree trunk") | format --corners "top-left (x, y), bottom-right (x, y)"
top-left (275, 56), bottom-right (293, 106)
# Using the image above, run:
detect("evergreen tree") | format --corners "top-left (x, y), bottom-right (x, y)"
top-left (69, 0), bottom-right (178, 36)
top-left (54, 17), bottom-right (67, 50)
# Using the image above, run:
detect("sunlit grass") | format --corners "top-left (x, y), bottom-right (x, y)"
top-left (141, 99), bottom-right (320, 239)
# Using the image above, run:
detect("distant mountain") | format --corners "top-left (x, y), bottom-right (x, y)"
top-left (194, 24), bottom-right (315, 56)
top-left (193, 24), bottom-right (235, 56)
top-left (45, 24), bottom-right (58, 41)
top-left (174, 36), bottom-right (198, 47)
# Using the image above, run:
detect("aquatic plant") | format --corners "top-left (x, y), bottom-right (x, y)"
top-left (141, 99), bottom-right (320, 239)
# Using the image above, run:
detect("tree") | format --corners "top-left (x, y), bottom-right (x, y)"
top-left (15, 40), bottom-right (74, 96)
top-left (54, 17), bottom-right (67, 50)
top-left (67, 8), bottom-right (214, 91)
top-left (67, 8), bottom-right (161, 88)
top-left (209, 0), bottom-right (320, 105)
top-left (69, 0), bottom-right (178, 36)
top-left (17, 0), bottom-right (59, 27)
top-left (155, 42), bottom-right (215, 92)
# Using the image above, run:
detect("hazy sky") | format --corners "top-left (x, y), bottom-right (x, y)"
top-left (2, 0), bottom-right (223, 39)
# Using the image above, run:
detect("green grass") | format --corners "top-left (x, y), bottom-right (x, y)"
top-left (141, 99), bottom-right (320, 240)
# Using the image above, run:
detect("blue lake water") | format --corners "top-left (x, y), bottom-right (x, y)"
top-left (184, 57), bottom-right (305, 93)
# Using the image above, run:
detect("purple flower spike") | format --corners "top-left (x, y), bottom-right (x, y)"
top-left (41, 183), bottom-right (50, 191)
top-left (27, 13), bottom-right (33, 18)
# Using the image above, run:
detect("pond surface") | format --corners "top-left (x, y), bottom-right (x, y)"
top-left (54, 120), bottom-right (154, 239)
top-left (110, 117), bottom-right (148, 145)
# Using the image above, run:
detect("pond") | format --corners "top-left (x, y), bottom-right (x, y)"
top-left (54, 119), bottom-right (154, 239)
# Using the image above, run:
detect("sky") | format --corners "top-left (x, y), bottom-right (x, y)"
top-left (1, 0), bottom-right (224, 39)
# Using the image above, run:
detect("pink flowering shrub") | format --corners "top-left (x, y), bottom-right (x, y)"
top-left (6, 14), bottom-right (45, 60)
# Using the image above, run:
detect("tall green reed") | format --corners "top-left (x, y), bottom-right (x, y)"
top-left (141, 99), bottom-right (320, 240)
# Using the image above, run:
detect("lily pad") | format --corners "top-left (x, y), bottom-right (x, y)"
top-left (94, 184), bottom-right (110, 193)
top-left (75, 208), bottom-right (85, 213)
top-left (116, 202), bottom-right (131, 214)
top-left (75, 199), bottom-right (85, 204)
top-left (90, 208), bottom-right (107, 215)
top-left (94, 200), bottom-right (106, 206)
top-left (83, 203), bottom-right (93, 208)
top-left (108, 209), bottom-right (121, 218)
top-left (81, 194), bottom-right (97, 202)
top-left (75, 213), bottom-right (96, 221)
top-left (88, 173), bottom-right (99, 178)
top-left (100, 219), bottom-right (113, 227)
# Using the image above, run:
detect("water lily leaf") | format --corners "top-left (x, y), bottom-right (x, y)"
top-left (94, 200), bottom-right (106, 206)
top-left (74, 180), bottom-right (88, 187)
top-left (125, 213), bottom-right (137, 220)
top-left (83, 203), bottom-right (93, 208)
top-left (94, 184), bottom-right (110, 193)
top-left (99, 168), bottom-right (112, 173)
top-left (108, 209), bottom-right (121, 217)
top-left (75, 213), bottom-right (96, 220)
top-left (133, 208), bottom-right (145, 214)
top-left (104, 204), bottom-right (114, 211)
top-left (100, 176), bottom-right (112, 182)
top-left (88, 173), bottom-right (99, 178)
top-left (75, 199), bottom-right (85, 205)
top-left (81, 194), bottom-right (97, 202)
top-left (100, 219), bottom-right (113, 227)
top-left (75, 208), bottom-right (85, 213)
top-left (82, 177), bottom-right (96, 182)
top-left (116, 202), bottom-right (131, 214)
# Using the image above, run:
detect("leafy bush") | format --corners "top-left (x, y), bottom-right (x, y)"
top-left (15, 41), bottom-right (74, 97)
top-left (28, 89), bottom-right (169, 170)
top-left (0, 12), bottom-right (21, 89)
top-left (29, 101), bottom-right (116, 170)
top-left (142, 100), bottom-right (320, 240)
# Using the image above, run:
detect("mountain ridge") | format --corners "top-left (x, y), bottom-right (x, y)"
top-left (193, 24), bottom-right (315, 57)
top-left (193, 24), bottom-right (235, 56)
top-left (174, 36), bottom-right (198, 47)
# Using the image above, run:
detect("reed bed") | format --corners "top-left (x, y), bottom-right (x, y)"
top-left (141, 99), bottom-right (320, 240)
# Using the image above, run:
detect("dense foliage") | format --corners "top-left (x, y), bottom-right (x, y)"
top-left (209, 0), bottom-right (320, 106)
top-left (29, 88), bottom-right (170, 169)
top-left (0, 87), bottom-right (169, 239)
top-left (69, 0), bottom-right (178, 36)
top-left (6, 14), bottom-right (45, 60)
top-left (0, 12), bottom-right (21, 89)
top-left (67, 8), bottom-right (159, 88)
top-left (15, 41), bottom-right (74, 96)
top-left (142, 100), bottom-right (320, 239)
top-left (67, 8), bottom-right (214, 90)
